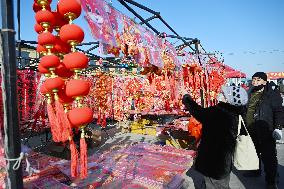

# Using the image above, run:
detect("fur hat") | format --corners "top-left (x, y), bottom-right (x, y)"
top-left (219, 86), bottom-right (248, 106)
top-left (252, 72), bottom-right (267, 81)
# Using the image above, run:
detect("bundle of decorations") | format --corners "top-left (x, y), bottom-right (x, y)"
top-left (33, 0), bottom-right (93, 178)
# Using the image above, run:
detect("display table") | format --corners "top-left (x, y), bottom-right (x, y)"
top-left (23, 143), bottom-right (195, 189)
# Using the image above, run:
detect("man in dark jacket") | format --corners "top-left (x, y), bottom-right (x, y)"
top-left (244, 72), bottom-right (284, 189)
top-left (183, 86), bottom-right (248, 189)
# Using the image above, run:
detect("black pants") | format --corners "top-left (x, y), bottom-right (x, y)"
top-left (248, 124), bottom-right (278, 184)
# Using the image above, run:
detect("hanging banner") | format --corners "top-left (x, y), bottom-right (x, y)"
top-left (81, 0), bottom-right (117, 47)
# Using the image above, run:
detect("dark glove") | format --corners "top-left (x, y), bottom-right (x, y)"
top-left (182, 94), bottom-right (193, 105)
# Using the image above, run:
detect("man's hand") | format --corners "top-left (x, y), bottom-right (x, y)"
top-left (272, 129), bottom-right (282, 140)
top-left (182, 94), bottom-right (193, 105)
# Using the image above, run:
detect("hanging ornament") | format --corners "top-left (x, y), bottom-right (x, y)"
top-left (57, 0), bottom-right (82, 23)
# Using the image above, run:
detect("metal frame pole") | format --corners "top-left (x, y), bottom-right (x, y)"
top-left (1, 0), bottom-right (23, 188)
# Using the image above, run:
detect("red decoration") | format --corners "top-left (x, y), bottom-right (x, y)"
top-left (38, 63), bottom-right (50, 74)
top-left (59, 24), bottom-right (84, 45)
top-left (36, 45), bottom-right (47, 54)
top-left (67, 107), bottom-right (93, 128)
top-left (38, 32), bottom-right (56, 46)
top-left (40, 83), bottom-right (49, 94)
top-left (52, 11), bottom-right (69, 29)
top-left (35, 9), bottom-right (55, 27)
top-left (44, 77), bottom-right (65, 92)
top-left (55, 63), bottom-right (73, 78)
top-left (62, 52), bottom-right (89, 70)
top-left (65, 79), bottom-right (90, 97)
top-left (70, 139), bottom-right (79, 177)
top-left (54, 36), bottom-right (71, 54)
top-left (57, 88), bottom-right (74, 104)
top-left (57, 0), bottom-right (82, 20)
top-left (40, 54), bottom-right (60, 69)
top-left (80, 136), bottom-right (87, 178)
top-left (33, 2), bottom-right (51, 12)
top-left (34, 23), bottom-right (52, 34)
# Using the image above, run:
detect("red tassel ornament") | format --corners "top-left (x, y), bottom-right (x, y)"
top-left (70, 139), bottom-right (79, 177)
top-left (47, 99), bottom-right (60, 142)
top-left (80, 129), bottom-right (88, 179)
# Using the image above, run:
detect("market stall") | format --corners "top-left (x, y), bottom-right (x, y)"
top-left (0, 0), bottom-right (243, 188)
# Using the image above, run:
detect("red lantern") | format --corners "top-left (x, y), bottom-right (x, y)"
top-left (33, 2), bottom-right (51, 12)
top-left (57, 88), bottom-right (74, 104)
top-left (59, 24), bottom-right (84, 45)
top-left (55, 63), bottom-right (73, 78)
top-left (44, 77), bottom-right (65, 92)
top-left (35, 10), bottom-right (55, 27)
top-left (34, 23), bottom-right (53, 34)
top-left (34, 0), bottom-right (52, 5)
top-left (63, 52), bottom-right (89, 70)
top-left (40, 54), bottom-right (60, 69)
top-left (52, 11), bottom-right (69, 31)
top-left (57, 0), bottom-right (82, 21)
top-left (38, 63), bottom-right (50, 74)
top-left (36, 45), bottom-right (47, 54)
top-left (40, 83), bottom-right (49, 95)
top-left (38, 32), bottom-right (56, 46)
top-left (65, 79), bottom-right (90, 97)
top-left (54, 36), bottom-right (71, 54)
top-left (68, 107), bottom-right (93, 128)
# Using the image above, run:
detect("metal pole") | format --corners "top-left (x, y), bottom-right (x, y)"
top-left (195, 41), bottom-right (205, 108)
top-left (122, 0), bottom-right (159, 15)
top-left (117, 0), bottom-right (160, 35)
top-left (17, 0), bottom-right (21, 68)
top-left (139, 15), bottom-right (158, 25)
top-left (1, 0), bottom-right (23, 188)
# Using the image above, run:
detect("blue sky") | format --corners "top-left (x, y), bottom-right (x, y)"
top-left (4, 0), bottom-right (284, 77)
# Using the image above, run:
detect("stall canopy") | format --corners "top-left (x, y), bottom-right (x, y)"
top-left (208, 62), bottom-right (246, 78)
top-left (267, 72), bottom-right (284, 80)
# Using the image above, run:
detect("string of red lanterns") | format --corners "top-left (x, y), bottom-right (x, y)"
top-left (33, 0), bottom-right (93, 179)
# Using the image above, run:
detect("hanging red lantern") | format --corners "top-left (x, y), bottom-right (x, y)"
top-left (36, 44), bottom-right (47, 55)
top-left (44, 77), bottom-right (65, 92)
top-left (65, 79), bottom-right (90, 98)
top-left (62, 52), bottom-right (88, 70)
top-left (40, 83), bottom-right (49, 95)
top-left (55, 63), bottom-right (73, 78)
top-left (52, 11), bottom-right (69, 32)
top-left (57, 0), bottom-right (82, 22)
top-left (59, 24), bottom-right (84, 45)
top-left (35, 9), bottom-right (55, 29)
top-left (68, 107), bottom-right (93, 128)
top-left (57, 88), bottom-right (74, 104)
top-left (34, 0), bottom-right (52, 6)
top-left (39, 54), bottom-right (60, 69)
top-left (38, 32), bottom-right (56, 47)
top-left (34, 23), bottom-right (53, 34)
top-left (54, 36), bottom-right (71, 54)
top-left (38, 63), bottom-right (50, 74)
top-left (33, 2), bottom-right (51, 12)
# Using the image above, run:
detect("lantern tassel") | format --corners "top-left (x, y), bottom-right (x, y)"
top-left (55, 100), bottom-right (71, 142)
top-left (47, 102), bottom-right (60, 142)
top-left (80, 130), bottom-right (88, 178)
top-left (101, 114), bottom-right (107, 129)
top-left (97, 111), bottom-right (101, 125)
top-left (70, 139), bottom-right (79, 177)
